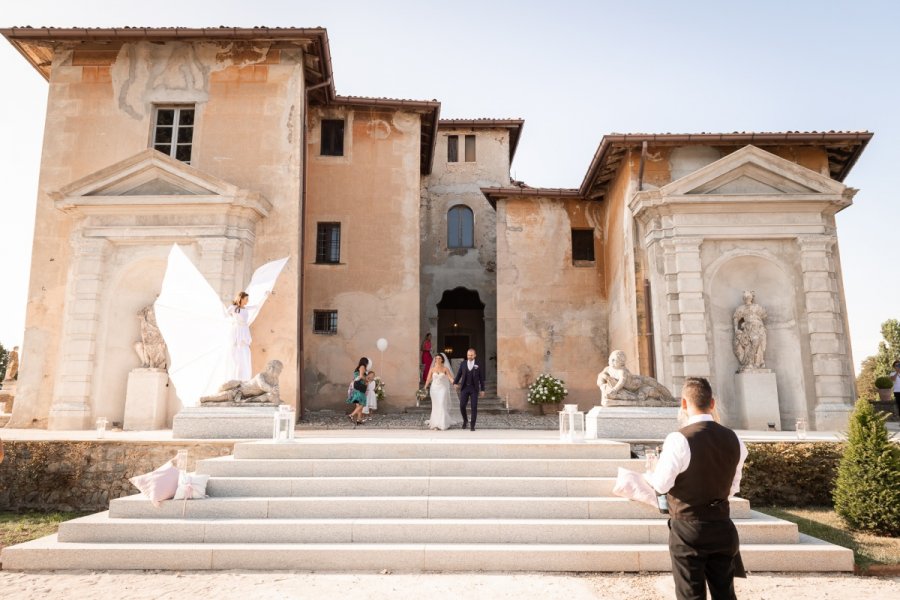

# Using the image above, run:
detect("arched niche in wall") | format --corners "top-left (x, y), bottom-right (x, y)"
top-left (92, 252), bottom-right (175, 427)
top-left (707, 252), bottom-right (808, 428)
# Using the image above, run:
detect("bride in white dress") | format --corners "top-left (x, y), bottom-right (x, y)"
top-left (425, 353), bottom-right (458, 431)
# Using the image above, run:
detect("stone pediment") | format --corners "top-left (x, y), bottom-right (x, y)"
top-left (51, 149), bottom-right (271, 217)
top-left (661, 145), bottom-right (846, 198)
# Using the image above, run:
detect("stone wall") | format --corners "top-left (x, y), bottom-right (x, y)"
top-left (0, 440), bottom-right (233, 512)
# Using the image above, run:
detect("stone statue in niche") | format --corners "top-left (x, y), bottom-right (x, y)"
top-left (732, 290), bottom-right (768, 371)
top-left (200, 360), bottom-right (283, 406)
top-left (134, 304), bottom-right (168, 369)
top-left (3, 346), bottom-right (19, 382)
top-left (596, 350), bottom-right (676, 407)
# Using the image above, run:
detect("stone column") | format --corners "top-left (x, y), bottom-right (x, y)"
top-left (661, 237), bottom-right (711, 389)
top-left (799, 235), bottom-right (854, 430)
top-left (48, 236), bottom-right (112, 429)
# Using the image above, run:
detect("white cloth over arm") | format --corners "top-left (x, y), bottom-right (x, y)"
top-left (154, 245), bottom-right (231, 407)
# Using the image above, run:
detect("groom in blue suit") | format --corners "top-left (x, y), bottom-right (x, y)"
top-left (453, 348), bottom-right (485, 431)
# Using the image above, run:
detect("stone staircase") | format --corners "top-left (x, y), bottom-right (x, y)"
top-left (0, 438), bottom-right (853, 571)
top-left (407, 382), bottom-right (513, 415)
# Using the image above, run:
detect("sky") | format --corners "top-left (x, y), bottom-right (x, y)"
top-left (1, 0), bottom-right (898, 370)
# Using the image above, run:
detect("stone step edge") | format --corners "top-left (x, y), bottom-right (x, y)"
top-left (0, 534), bottom-right (854, 572)
top-left (111, 494), bottom-right (751, 505)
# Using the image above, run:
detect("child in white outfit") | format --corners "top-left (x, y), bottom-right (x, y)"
top-left (363, 371), bottom-right (377, 420)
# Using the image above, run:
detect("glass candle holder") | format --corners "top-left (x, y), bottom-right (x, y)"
top-left (95, 417), bottom-right (108, 439)
top-left (795, 417), bottom-right (808, 440)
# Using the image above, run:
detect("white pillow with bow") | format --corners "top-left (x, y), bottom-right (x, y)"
top-left (173, 472), bottom-right (210, 500)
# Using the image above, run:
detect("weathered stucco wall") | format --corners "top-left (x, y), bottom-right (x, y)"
top-left (304, 106), bottom-right (421, 412)
top-left (10, 41), bottom-right (303, 429)
top-left (602, 154), bottom-right (642, 379)
top-left (496, 198), bottom-right (607, 410)
top-left (420, 127), bottom-right (510, 384)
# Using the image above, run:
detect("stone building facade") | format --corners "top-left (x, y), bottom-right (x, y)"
top-left (2, 27), bottom-right (870, 430)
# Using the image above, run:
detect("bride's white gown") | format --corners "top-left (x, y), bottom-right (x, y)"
top-left (427, 372), bottom-right (459, 430)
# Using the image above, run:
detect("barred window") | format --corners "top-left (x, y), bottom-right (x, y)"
top-left (152, 105), bottom-right (195, 163)
top-left (316, 223), bottom-right (341, 264)
top-left (313, 310), bottom-right (338, 334)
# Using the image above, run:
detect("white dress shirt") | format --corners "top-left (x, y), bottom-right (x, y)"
top-left (644, 414), bottom-right (748, 496)
top-left (467, 360), bottom-right (475, 371)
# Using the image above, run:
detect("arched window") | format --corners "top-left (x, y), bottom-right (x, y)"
top-left (447, 205), bottom-right (475, 248)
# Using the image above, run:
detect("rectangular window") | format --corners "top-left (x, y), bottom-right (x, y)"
top-left (464, 134), bottom-right (476, 162)
top-left (315, 223), bottom-right (341, 264)
top-left (321, 119), bottom-right (345, 156)
top-left (447, 135), bottom-right (459, 162)
top-left (572, 229), bottom-right (595, 262)
top-left (153, 105), bottom-right (195, 163)
top-left (313, 310), bottom-right (338, 334)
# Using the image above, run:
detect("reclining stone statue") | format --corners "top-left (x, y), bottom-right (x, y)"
top-left (200, 359), bottom-right (283, 406)
top-left (596, 350), bottom-right (676, 407)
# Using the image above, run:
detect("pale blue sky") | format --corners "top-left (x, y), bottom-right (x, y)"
top-left (1, 1), bottom-right (898, 370)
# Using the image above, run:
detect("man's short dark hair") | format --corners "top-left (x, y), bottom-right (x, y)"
top-left (681, 377), bottom-right (713, 411)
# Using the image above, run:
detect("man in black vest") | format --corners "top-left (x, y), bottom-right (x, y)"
top-left (645, 377), bottom-right (748, 600)
top-left (453, 348), bottom-right (485, 430)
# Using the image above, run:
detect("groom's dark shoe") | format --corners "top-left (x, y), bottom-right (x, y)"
top-left (461, 422), bottom-right (468, 430)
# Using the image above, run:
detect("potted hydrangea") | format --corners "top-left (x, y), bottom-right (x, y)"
top-left (527, 374), bottom-right (568, 414)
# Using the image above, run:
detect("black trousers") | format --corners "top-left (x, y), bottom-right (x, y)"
top-left (459, 387), bottom-right (478, 427)
top-left (668, 518), bottom-right (741, 600)
top-left (894, 392), bottom-right (900, 421)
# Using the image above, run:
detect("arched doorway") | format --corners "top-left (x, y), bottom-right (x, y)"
top-left (437, 287), bottom-right (485, 371)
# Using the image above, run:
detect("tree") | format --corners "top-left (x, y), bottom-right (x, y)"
top-left (854, 319), bottom-right (900, 401)
top-left (832, 398), bottom-right (900, 536)
top-left (874, 319), bottom-right (900, 378)
top-left (856, 355), bottom-right (878, 401)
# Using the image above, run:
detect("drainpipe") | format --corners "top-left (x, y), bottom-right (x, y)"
top-left (297, 77), bottom-right (332, 420)
top-left (637, 141), bottom-right (648, 191)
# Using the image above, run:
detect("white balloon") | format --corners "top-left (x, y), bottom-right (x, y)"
top-left (376, 338), bottom-right (389, 352)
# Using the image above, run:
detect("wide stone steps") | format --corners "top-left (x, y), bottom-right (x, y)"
top-left (2, 536), bottom-right (850, 572)
top-left (206, 475), bottom-right (623, 497)
top-left (0, 437), bottom-right (854, 572)
top-left (197, 457), bottom-right (638, 477)
top-left (57, 512), bottom-right (798, 545)
top-left (107, 494), bottom-right (753, 520)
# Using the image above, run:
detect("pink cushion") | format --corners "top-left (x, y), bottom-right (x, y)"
top-left (612, 467), bottom-right (658, 508)
top-left (129, 460), bottom-right (179, 507)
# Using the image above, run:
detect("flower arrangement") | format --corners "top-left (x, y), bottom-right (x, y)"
top-left (374, 376), bottom-right (386, 403)
top-left (527, 373), bottom-right (568, 405)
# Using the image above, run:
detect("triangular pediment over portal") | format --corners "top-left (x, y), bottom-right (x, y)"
top-left (51, 149), bottom-right (271, 217)
top-left (661, 145), bottom-right (846, 198)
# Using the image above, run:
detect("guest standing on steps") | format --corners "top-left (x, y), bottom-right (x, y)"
top-left (453, 348), bottom-right (485, 431)
top-left (645, 377), bottom-right (748, 600)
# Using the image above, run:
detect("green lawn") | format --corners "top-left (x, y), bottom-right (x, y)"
top-left (758, 506), bottom-right (900, 570)
top-left (0, 511), bottom-right (88, 551)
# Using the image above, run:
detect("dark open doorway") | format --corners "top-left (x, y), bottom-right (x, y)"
top-left (437, 287), bottom-right (485, 370)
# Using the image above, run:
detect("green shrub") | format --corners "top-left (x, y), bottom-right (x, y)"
top-left (526, 374), bottom-right (567, 405)
top-left (874, 376), bottom-right (894, 390)
top-left (833, 398), bottom-right (900, 536)
top-left (741, 442), bottom-right (843, 506)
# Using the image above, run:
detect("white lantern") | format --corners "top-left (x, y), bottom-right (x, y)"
top-left (272, 405), bottom-right (295, 442)
top-left (95, 417), bottom-right (108, 439)
top-left (558, 409), bottom-right (585, 443)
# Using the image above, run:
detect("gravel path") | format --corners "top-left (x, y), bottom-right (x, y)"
top-left (298, 411), bottom-right (559, 430)
top-left (0, 571), bottom-right (897, 599)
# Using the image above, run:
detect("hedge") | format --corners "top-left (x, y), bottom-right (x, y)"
top-left (740, 442), bottom-right (844, 507)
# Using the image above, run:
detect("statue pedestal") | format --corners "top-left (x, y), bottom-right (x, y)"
top-left (0, 380), bottom-right (16, 413)
top-left (735, 370), bottom-right (780, 430)
top-left (173, 406), bottom-right (279, 439)
top-left (814, 403), bottom-right (852, 431)
top-left (585, 406), bottom-right (680, 440)
top-left (123, 368), bottom-right (169, 430)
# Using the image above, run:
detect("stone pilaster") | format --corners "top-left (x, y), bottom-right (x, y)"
top-left (48, 236), bottom-right (112, 429)
top-left (661, 237), bottom-right (710, 389)
top-left (799, 235), bottom-right (853, 430)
